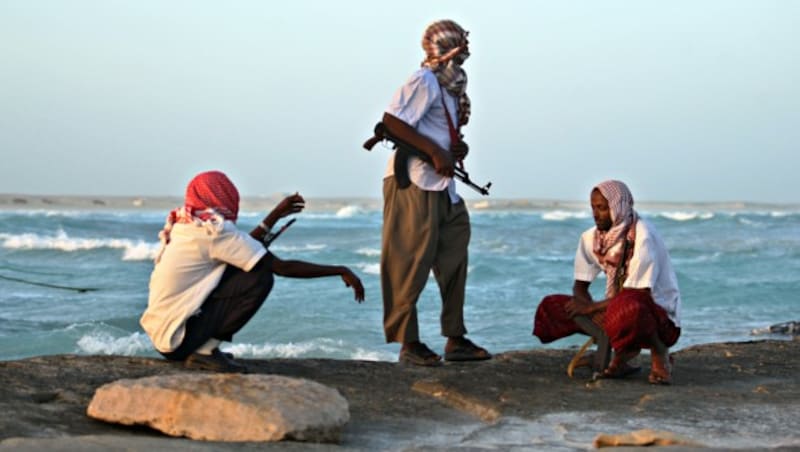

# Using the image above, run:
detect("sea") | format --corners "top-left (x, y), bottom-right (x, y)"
top-left (1, 198), bottom-right (798, 362)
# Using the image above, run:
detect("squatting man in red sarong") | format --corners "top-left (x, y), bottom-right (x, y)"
top-left (141, 171), bottom-right (365, 373)
top-left (533, 180), bottom-right (682, 384)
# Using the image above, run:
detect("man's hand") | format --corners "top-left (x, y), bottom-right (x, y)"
top-left (431, 148), bottom-right (455, 177)
top-left (451, 140), bottom-right (469, 163)
top-left (341, 268), bottom-right (365, 302)
top-left (272, 193), bottom-right (305, 219)
top-left (564, 297), bottom-right (596, 318)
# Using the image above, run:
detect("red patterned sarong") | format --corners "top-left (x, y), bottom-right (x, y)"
top-left (533, 294), bottom-right (604, 343)
top-left (604, 288), bottom-right (680, 351)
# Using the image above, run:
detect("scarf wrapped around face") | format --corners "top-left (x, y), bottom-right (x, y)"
top-left (592, 180), bottom-right (639, 298)
top-left (154, 170), bottom-right (240, 263)
top-left (421, 19), bottom-right (471, 127)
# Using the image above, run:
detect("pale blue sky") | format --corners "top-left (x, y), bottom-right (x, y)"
top-left (1, 1), bottom-right (798, 203)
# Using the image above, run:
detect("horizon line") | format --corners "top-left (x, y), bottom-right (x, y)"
top-left (1, 193), bottom-right (798, 210)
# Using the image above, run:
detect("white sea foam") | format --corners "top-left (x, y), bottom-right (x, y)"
top-left (0, 230), bottom-right (158, 261)
top-left (335, 205), bottom-right (363, 218)
top-left (270, 243), bottom-right (327, 252)
top-left (223, 338), bottom-right (394, 361)
top-left (536, 254), bottom-right (573, 263)
top-left (225, 341), bottom-right (320, 358)
top-left (76, 331), bottom-right (152, 356)
top-left (358, 263), bottom-right (381, 275)
top-left (737, 217), bottom-right (759, 226)
top-left (658, 211), bottom-right (714, 221)
top-left (2, 210), bottom-right (86, 218)
top-left (541, 210), bottom-right (590, 221)
top-left (356, 247), bottom-right (381, 257)
top-left (122, 242), bottom-right (160, 261)
top-left (350, 347), bottom-right (395, 362)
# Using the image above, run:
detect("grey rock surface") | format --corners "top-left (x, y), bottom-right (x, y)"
top-left (1, 340), bottom-right (799, 450)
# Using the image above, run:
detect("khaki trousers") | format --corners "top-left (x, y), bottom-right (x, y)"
top-left (381, 177), bottom-right (470, 343)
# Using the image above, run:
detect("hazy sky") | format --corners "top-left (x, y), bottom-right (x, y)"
top-left (2, 1), bottom-right (798, 203)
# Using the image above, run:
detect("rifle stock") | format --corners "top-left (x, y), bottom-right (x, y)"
top-left (363, 122), bottom-right (492, 196)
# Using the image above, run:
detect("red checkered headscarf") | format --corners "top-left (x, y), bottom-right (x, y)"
top-left (592, 180), bottom-right (639, 298)
top-left (183, 170), bottom-right (239, 222)
top-left (155, 170), bottom-right (240, 263)
top-left (421, 19), bottom-right (471, 127)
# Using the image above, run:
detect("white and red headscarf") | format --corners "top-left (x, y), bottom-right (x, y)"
top-left (155, 170), bottom-right (240, 263)
top-left (421, 19), bottom-right (471, 127)
top-left (592, 180), bottom-right (639, 298)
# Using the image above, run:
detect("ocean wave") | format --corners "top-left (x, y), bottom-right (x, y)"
top-left (0, 210), bottom-right (164, 221)
top-left (541, 210), bottom-right (590, 221)
top-left (223, 338), bottom-right (394, 361)
top-left (270, 243), bottom-right (327, 252)
top-left (350, 348), bottom-right (395, 361)
top-left (657, 211), bottom-right (715, 221)
top-left (0, 230), bottom-right (159, 260)
top-left (768, 211), bottom-right (796, 218)
top-left (1, 210), bottom-right (88, 218)
top-left (356, 247), bottom-right (381, 257)
top-left (535, 255), bottom-right (573, 263)
top-left (737, 217), bottom-right (764, 227)
top-left (121, 242), bottom-right (160, 261)
top-left (670, 252), bottom-right (722, 264)
top-left (723, 210), bottom-right (800, 218)
top-left (336, 205), bottom-right (364, 218)
top-left (357, 263), bottom-right (380, 275)
top-left (76, 331), bottom-right (152, 356)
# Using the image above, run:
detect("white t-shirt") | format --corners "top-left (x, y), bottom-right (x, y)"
top-left (573, 219), bottom-right (682, 327)
top-left (384, 67), bottom-right (461, 204)
top-left (140, 220), bottom-right (267, 352)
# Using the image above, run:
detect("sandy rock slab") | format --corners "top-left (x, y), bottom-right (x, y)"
top-left (86, 373), bottom-right (349, 443)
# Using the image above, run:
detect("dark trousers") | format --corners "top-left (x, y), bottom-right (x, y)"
top-left (162, 254), bottom-right (274, 361)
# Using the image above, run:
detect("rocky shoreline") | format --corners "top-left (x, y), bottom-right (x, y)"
top-left (1, 339), bottom-right (799, 451)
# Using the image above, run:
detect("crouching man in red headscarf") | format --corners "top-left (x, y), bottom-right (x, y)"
top-left (141, 170), bottom-right (364, 373)
top-left (533, 180), bottom-right (681, 384)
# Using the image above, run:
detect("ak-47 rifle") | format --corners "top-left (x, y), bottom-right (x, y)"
top-left (363, 122), bottom-right (492, 196)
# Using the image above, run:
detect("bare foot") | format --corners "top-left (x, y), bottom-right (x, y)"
top-left (649, 354), bottom-right (674, 385)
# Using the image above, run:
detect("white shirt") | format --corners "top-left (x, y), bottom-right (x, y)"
top-left (384, 67), bottom-right (461, 204)
top-left (573, 219), bottom-right (682, 327)
top-left (140, 220), bottom-right (266, 352)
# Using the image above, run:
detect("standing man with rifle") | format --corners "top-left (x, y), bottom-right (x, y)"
top-left (371, 19), bottom-right (491, 366)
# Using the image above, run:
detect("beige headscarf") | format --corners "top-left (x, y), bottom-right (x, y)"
top-left (592, 180), bottom-right (639, 298)
top-left (421, 19), bottom-right (471, 127)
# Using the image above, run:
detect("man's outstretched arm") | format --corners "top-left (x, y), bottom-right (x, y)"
top-left (270, 256), bottom-right (365, 302)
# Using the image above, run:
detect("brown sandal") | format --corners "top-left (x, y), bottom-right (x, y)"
top-left (602, 361), bottom-right (642, 379)
top-left (444, 337), bottom-right (491, 362)
top-left (602, 350), bottom-right (642, 379)
top-left (399, 342), bottom-right (442, 367)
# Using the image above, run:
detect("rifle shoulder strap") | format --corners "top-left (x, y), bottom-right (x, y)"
top-left (393, 146), bottom-right (412, 189)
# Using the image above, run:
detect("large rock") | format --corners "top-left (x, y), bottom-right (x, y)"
top-left (86, 373), bottom-right (349, 442)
